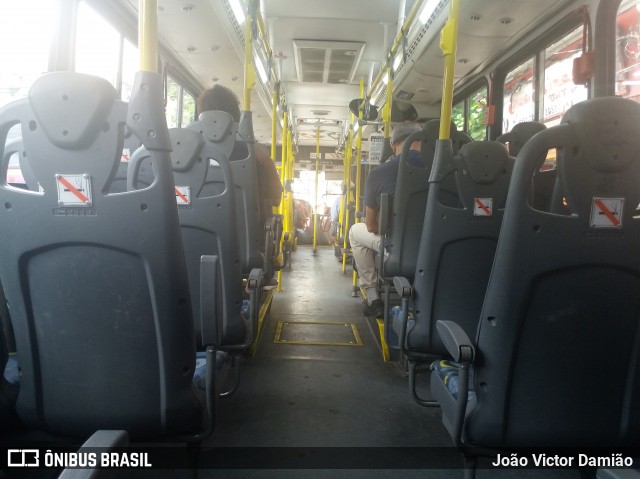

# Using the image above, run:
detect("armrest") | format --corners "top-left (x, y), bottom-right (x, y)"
top-left (200, 255), bottom-right (219, 347)
top-left (392, 276), bottom-right (412, 298)
top-left (246, 267), bottom-right (264, 346)
top-left (435, 320), bottom-right (475, 447)
top-left (391, 276), bottom-right (412, 354)
top-left (436, 320), bottom-right (475, 364)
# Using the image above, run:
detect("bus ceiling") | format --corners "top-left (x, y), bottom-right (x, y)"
top-left (90, 0), bottom-right (587, 150)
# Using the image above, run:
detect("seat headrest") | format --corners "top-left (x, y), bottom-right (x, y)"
top-left (458, 141), bottom-right (510, 184)
top-left (562, 97), bottom-right (640, 174)
top-left (169, 128), bottom-right (204, 172)
top-left (499, 121), bottom-right (546, 156)
top-left (199, 111), bottom-right (237, 144)
top-left (29, 72), bottom-right (116, 149)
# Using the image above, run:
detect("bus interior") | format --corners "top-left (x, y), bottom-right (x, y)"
top-left (1, 0), bottom-right (640, 478)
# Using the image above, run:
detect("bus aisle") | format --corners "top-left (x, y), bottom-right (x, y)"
top-left (208, 244), bottom-right (445, 449)
top-left (199, 245), bottom-right (581, 478)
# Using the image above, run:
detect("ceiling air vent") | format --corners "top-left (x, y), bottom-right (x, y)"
top-left (293, 40), bottom-right (365, 84)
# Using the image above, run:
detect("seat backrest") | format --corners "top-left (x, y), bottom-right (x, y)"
top-left (129, 117), bottom-right (246, 348)
top-left (383, 120), bottom-right (467, 280)
top-left (497, 120), bottom-right (546, 157)
top-left (498, 121), bottom-right (555, 211)
top-left (407, 141), bottom-right (514, 356)
top-left (226, 111), bottom-right (263, 273)
top-left (467, 97), bottom-right (640, 448)
top-left (0, 72), bottom-right (204, 438)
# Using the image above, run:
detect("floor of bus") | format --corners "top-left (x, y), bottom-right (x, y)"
top-left (194, 245), bottom-right (582, 479)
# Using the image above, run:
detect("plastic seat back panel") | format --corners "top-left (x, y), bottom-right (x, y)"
top-left (0, 72), bottom-right (202, 437)
top-left (467, 97), bottom-right (640, 448)
top-left (408, 141), bottom-right (513, 355)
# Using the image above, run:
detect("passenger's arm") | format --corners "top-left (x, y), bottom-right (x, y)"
top-left (365, 206), bottom-right (379, 234)
top-left (254, 142), bottom-right (283, 206)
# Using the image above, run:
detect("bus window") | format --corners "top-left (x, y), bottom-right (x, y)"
top-left (75, 2), bottom-right (120, 87)
top-left (182, 90), bottom-right (196, 126)
top-left (616, 0), bottom-right (640, 102)
top-left (121, 39), bottom-right (139, 101)
top-left (0, 0), bottom-right (57, 109)
top-left (503, 58), bottom-right (535, 133)
top-left (468, 86), bottom-right (488, 140)
top-left (166, 77), bottom-right (180, 128)
top-left (542, 26), bottom-right (588, 127)
top-left (452, 100), bottom-right (464, 132)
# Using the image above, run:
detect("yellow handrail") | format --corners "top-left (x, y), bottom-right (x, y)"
top-left (243, 7), bottom-right (256, 111)
top-left (313, 124), bottom-right (320, 253)
top-left (341, 120), bottom-right (353, 273)
top-left (277, 110), bottom-right (288, 292)
top-left (138, 0), bottom-right (158, 72)
top-left (382, 67), bottom-right (393, 140)
top-left (439, 0), bottom-right (461, 140)
top-left (352, 78), bottom-right (365, 291)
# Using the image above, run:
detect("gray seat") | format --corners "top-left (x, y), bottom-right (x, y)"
top-left (229, 111), bottom-right (265, 275)
top-left (192, 111), bottom-right (279, 281)
top-left (432, 97), bottom-right (640, 476)
top-left (498, 120), bottom-right (555, 212)
top-left (129, 117), bottom-right (259, 352)
top-left (496, 120), bottom-right (546, 157)
top-left (393, 140), bottom-right (513, 405)
top-left (378, 120), bottom-right (470, 348)
top-left (0, 71), bottom-right (223, 439)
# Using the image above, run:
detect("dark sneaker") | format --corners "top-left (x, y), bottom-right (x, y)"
top-left (363, 299), bottom-right (384, 318)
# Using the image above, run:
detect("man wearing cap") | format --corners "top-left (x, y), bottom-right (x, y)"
top-left (349, 122), bottom-right (423, 318)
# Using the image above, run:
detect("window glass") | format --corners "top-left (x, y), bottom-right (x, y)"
top-left (616, 0), bottom-right (640, 102)
top-left (121, 39), bottom-right (139, 101)
top-left (503, 58), bottom-right (535, 133)
top-left (452, 101), bottom-right (464, 132)
top-left (468, 86), bottom-right (487, 140)
top-left (181, 90), bottom-right (196, 126)
top-left (166, 77), bottom-right (180, 128)
top-left (75, 2), bottom-right (120, 87)
top-left (0, 0), bottom-right (57, 108)
top-left (543, 26), bottom-right (588, 127)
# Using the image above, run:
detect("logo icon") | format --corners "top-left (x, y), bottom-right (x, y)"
top-left (7, 449), bottom-right (40, 467)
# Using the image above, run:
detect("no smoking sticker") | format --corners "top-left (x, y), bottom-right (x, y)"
top-left (175, 186), bottom-right (191, 206)
top-left (474, 198), bottom-right (493, 217)
top-left (56, 174), bottom-right (92, 206)
top-left (590, 197), bottom-right (624, 228)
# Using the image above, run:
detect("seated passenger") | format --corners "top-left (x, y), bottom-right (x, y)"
top-left (349, 122), bottom-right (423, 318)
top-left (196, 85), bottom-right (283, 210)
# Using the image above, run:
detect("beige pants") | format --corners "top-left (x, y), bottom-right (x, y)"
top-left (349, 222), bottom-right (382, 290)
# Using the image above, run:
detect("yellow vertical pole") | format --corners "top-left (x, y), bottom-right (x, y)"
top-left (287, 129), bottom-right (294, 242)
top-left (271, 85), bottom-right (279, 175)
top-left (243, 2), bottom-right (256, 111)
top-left (139, 0), bottom-right (158, 72)
top-left (277, 110), bottom-right (288, 292)
top-left (439, 0), bottom-right (461, 140)
top-left (352, 78), bottom-right (365, 291)
top-left (313, 124), bottom-right (320, 254)
top-left (341, 123), bottom-right (353, 273)
top-left (338, 130), bottom-right (347, 267)
top-left (382, 67), bottom-right (393, 140)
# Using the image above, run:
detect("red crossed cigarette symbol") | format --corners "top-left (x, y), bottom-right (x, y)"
top-left (57, 176), bottom-right (89, 203)
top-left (475, 198), bottom-right (492, 216)
top-left (594, 198), bottom-right (620, 226)
top-left (175, 187), bottom-right (189, 204)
